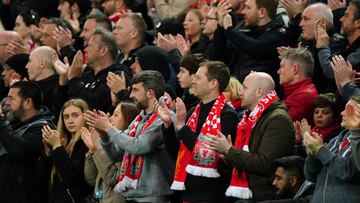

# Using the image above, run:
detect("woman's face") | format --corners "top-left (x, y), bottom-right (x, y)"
top-left (183, 11), bottom-right (202, 40)
top-left (14, 16), bottom-right (30, 39)
top-left (313, 106), bottom-right (335, 129)
top-left (63, 105), bottom-right (84, 135)
top-left (110, 105), bottom-right (126, 130)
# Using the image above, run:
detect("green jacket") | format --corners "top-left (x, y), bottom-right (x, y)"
top-left (225, 100), bottom-right (295, 202)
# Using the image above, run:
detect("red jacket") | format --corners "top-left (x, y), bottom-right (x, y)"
top-left (283, 77), bottom-right (318, 123)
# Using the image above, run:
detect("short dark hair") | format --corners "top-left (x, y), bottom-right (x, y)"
top-left (19, 9), bottom-right (40, 27)
top-left (350, 0), bottom-right (360, 20)
top-left (10, 81), bottom-right (43, 110)
top-left (180, 53), bottom-right (208, 75)
top-left (131, 70), bottom-right (165, 100)
top-left (120, 13), bottom-right (147, 42)
top-left (273, 156), bottom-right (305, 183)
top-left (256, 0), bottom-right (278, 19)
top-left (314, 93), bottom-right (338, 118)
top-left (86, 11), bottom-right (112, 31)
top-left (200, 61), bottom-right (230, 92)
top-left (92, 27), bottom-right (118, 60)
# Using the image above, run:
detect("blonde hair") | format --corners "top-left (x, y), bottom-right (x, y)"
top-left (50, 98), bottom-right (89, 186)
top-left (225, 76), bottom-right (243, 100)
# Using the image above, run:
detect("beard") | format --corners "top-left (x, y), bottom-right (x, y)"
top-left (275, 184), bottom-right (295, 199)
top-left (134, 98), bottom-right (149, 111)
top-left (7, 106), bottom-right (25, 122)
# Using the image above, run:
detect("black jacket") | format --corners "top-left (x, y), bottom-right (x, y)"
top-left (177, 100), bottom-right (240, 203)
top-left (68, 64), bottom-right (128, 112)
top-left (0, 108), bottom-right (54, 203)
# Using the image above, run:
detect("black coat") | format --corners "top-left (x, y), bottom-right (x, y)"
top-left (0, 108), bottom-right (54, 203)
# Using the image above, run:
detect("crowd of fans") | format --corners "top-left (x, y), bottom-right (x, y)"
top-left (0, 0), bottom-right (360, 202)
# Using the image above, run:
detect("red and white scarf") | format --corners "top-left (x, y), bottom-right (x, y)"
top-left (171, 94), bottom-right (227, 190)
top-left (226, 90), bottom-right (278, 199)
top-left (114, 112), bottom-right (158, 192)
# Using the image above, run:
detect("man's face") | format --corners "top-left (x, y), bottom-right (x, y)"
top-left (340, 5), bottom-right (358, 37)
top-left (1, 67), bottom-right (16, 87)
top-left (191, 66), bottom-right (211, 100)
top-left (242, 0), bottom-right (260, 27)
top-left (84, 35), bottom-right (102, 67)
top-left (177, 67), bottom-right (194, 89)
top-left (113, 17), bottom-right (134, 48)
top-left (130, 82), bottom-right (149, 110)
top-left (299, 7), bottom-right (318, 40)
top-left (26, 53), bottom-right (42, 81)
top-left (341, 99), bottom-right (358, 128)
top-left (278, 59), bottom-right (295, 85)
top-left (40, 24), bottom-right (57, 49)
top-left (272, 167), bottom-right (294, 199)
top-left (240, 74), bottom-right (258, 110)
top-left (80, 18), bottom-right (97, 47)
top-left (6, 87), bottom-right (25, 121)
top-left (202, 8), bottom-right (218, 37)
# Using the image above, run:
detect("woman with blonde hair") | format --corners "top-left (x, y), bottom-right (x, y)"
top-left (41, 98), bottom-right (92, 203)
top-left (82, 101), bottom-right (140, 203)
top-left (223, 76), bottom-right (244, 115)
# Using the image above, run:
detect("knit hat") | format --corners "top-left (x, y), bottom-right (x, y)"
top-left (3, 54), bottom-right (29, 79)
top-left (135, 46), bottom-right (170, 81)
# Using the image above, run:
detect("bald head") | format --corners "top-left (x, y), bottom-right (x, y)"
top-left (249, 72), bottom-right (275, 95)
top-left (0, 31), bottom-right (22, 65)
top-left (31, 46), bottom-right (57, 70)
top-left (241, 72), bottom-right (275, 110)
top-left (26, 46), bottom-right (56, 81)
top-left (306, 3), bottom-right (333, 29)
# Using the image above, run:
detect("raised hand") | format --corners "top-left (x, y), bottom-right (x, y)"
top-left (175, 34), bottom-right (190, 56)
top-left (303, 131), bottom-right (324, 155)
top-left (81, 127), bottom-right (100, 153)
top-left (155, 97), bottom-right (172, 128)
top-left (315, 18), bottom-right (329, 48)
top-left (6, 39), bottom-right (29, 56)
top-left (156, 33), bottom-right (178, 52)
top-left (42, 125), bottom-right (62, 150)
top-left (68, 50), bottom-right (84, 80)
top-left (279, 0), bottom-right (308, 20)
top-left (53, 26), bottom-right (73, 49)
top-left (84, 110), bottom-right (112, 135)
top-left (330, 55), bottom-right (354, 90)
top-left (175, 97), bottom-right (187, 130)
top-left (204, 130), bottom-right (232, 156)
top-left (217, 0), bottom-right (232, 26)
top-left (107, 71), bottom-right (127, 94)
top-left (327, 0), bottom-right (346, 11)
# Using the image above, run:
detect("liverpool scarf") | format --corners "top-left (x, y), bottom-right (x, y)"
top-left (171, 94), bottom-right (226, 190)
top-left (226, 90), bottom-right (278, 198)
top-left (114, 112), bottom-right (158, 192)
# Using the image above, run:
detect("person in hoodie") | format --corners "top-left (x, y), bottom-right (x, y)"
top-left (0, 81), bottom-right (55, 203)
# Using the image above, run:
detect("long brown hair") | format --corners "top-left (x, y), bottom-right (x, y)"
top-left (117, 101), bottom-right (140, 130)
top-left (50, 98), bottom-right (89, 186)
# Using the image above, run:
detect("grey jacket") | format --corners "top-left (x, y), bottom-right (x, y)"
top-left (100, 110), bottom-right (175, 202)
top-left (349, 129), bottom-right (360, 172)
top-left (84, 148), bottom-right (125, 203)
top-left (304, 130), bottom-right (360, 203)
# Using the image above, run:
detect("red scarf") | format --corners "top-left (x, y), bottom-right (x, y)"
top-left (226, 90), bottom-right (278, 198)
top-left (171, 94), bottom-right (227, 190)
top-left (114, 112), bottom-right (158, 192)
top-left (311, 123), bottom-right (340, 141)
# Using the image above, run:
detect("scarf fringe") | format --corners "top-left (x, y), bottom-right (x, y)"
top-left (225, 186), bottom-right (253, 199)
top-left (170, 180), bottom-right (186, 190)
top-left (186, 164), bottom-right (220, 178)
top-left (114, 176), bottom-right (139, 193)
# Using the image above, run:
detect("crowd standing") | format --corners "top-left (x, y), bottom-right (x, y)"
top-left (1, 0), bottom-right (360, 202)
